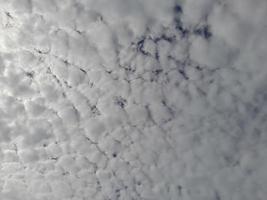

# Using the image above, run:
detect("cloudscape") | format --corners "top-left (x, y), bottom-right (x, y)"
top-left (0, 0), bottom-right (267, 199)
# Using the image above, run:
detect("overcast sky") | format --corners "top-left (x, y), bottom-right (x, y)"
top-left (0, 0), bottom-right (267, 199)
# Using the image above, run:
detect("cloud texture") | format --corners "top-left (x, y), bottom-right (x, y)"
top-left (0, 0), bottom-right (267, 199)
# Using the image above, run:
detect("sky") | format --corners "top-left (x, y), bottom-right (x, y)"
top-left (0, 0), bottom-right (267, 199)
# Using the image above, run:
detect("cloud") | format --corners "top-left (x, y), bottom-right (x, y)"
top-left (0, 0), bottom-right (267, 200)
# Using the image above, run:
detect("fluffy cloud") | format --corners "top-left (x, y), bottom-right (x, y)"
top-left (0, 0), bottom-right (267, 200)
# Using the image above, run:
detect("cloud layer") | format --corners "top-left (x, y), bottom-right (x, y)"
top-left (0, 0), bottom-right (267, 199)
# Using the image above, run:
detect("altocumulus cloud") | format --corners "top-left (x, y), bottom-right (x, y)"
top-left (0, 0), bottom-right (267, 199)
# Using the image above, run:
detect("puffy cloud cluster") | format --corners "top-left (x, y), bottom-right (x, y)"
top-left (0, 0), bottom-right (267, 200)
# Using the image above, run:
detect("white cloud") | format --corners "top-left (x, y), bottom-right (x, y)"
top-left (0, 0), bottom-right (267, 199)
